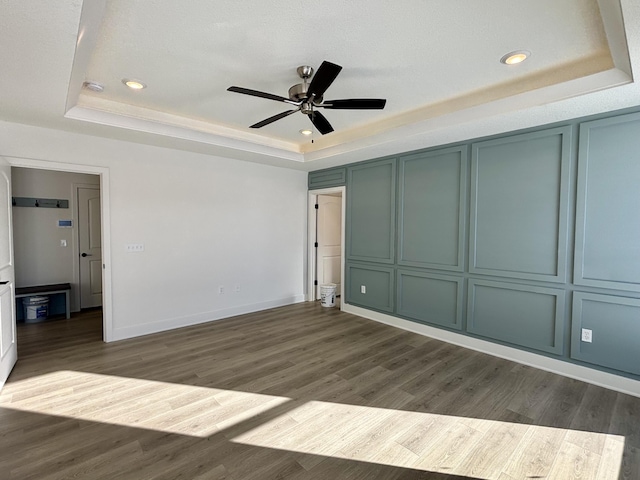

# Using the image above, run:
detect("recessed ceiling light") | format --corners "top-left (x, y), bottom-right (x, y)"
top-left (83, 81), bottom-right (104, 93)
top-left (500, 50), bottom-right (531, 65)
top-left (299, 129), bottom-right (313, 136)
top-left (122, 79), bottom-right (146, 90)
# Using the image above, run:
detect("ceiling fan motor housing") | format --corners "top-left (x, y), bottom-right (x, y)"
top-left (288, 82), bottom-right (322, 104)
top-left (289, 65), bottom-right (324, 103)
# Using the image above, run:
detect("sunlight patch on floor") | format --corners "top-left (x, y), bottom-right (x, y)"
top-left (231, 400), bottom-right (625, 479)
top-left (0, 371), bottom-right (625, 479)
top-left (0, 370), bottom-right (289, 438)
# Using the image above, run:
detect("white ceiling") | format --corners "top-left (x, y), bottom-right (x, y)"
top-left (1, 0), bottom-right (639, 170)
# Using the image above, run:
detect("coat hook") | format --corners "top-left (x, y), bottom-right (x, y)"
top-left (12, 197), bottom-right (16, 206)
top-left (35, 199), bottom-right (39, 207)
top-left (56, 200), bottom-right (60, 208)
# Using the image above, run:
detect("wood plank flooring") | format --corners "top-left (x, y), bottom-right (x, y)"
top-left (1, 302), bottom-right (639, 479)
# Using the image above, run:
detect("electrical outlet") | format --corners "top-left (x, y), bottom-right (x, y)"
top-left (361, 285), bottom-right (366, 294)
top-left (581, 328), bottom-right (593, 343)
top-left (234, 285), bottom-right (241, 293)
top-left (218, 286), bottom-right (225, 294)
top-left (60, 239), bottom-right (67, 247)
top-left (126, 244), bottom-right (144, 252)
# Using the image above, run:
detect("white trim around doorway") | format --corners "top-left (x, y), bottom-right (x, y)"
top-left (307, 186), bottom-right (346, 308)
top-left (5, 157), bottom-right (114, 342)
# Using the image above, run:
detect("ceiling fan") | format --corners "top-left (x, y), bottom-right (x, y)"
top-left (227, 61), bottom-right (386, 135)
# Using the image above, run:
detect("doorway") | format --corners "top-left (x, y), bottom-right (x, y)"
top-left (11, 170), bottom-right (103, 334)
top-left (6, 157), bottom-right (112, 342)
top-left (308, 186), bottom-right (346, 305)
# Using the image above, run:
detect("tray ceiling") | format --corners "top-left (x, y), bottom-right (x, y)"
top-left (1, 1), bottom-right (639, 169)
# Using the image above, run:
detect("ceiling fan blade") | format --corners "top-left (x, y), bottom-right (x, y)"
top-left (228, 86), bottom-right (298, 105)
top-left (320, 99), bottom-right (387, 110)
top-left (308, 111), bottom-right (334, 135)
top-left (307, 61), bottom-right (342, 100)
top-left (250, 109), bottom-right (299, 129)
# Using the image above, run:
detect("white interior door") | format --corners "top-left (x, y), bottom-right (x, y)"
top-left (316, 194), bottom-right (342, 298)
top-left (0, 157), bottom-right (17, 388)
top-left (78, 186), bottom-right (102, 308)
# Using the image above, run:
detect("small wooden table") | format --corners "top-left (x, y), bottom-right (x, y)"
top-left (15, 283), bottom-right (71, 319)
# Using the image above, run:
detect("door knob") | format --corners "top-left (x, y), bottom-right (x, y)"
top-left (81, 253), bottom-right (92, 257)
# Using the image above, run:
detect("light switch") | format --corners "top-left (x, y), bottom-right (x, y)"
top-left (361, 285), bottom-right (366, 294)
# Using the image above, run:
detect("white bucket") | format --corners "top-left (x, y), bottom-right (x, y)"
top-left (24, 296), bottom-right (49, 323)
top-left (320, 284), bottom-right (337, 307)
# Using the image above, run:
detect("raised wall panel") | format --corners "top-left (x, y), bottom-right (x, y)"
top-left (398, 146), bottom-right (467, 272)
top-left (467, 279), bottom-right (565, 355)
top-left (470, 126), bottom-right (571, 282)
top-left (347, 159), bottom-right (396, 264)
top-left (575, 112), bottom-right (640, 292)
top-left (346, 263), bottom-right (394, 313)
top-left (571, 292), bottom-right (640, 375)
top-left (397, 270), bottom-right (463, 330)
top-left (308, 168), bottom-right (346, 189)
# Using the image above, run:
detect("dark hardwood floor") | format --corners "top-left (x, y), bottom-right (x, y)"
top-left (1, 302), bottom-right (638, 479)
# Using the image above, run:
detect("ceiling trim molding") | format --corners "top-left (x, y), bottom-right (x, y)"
top-left (66, 65), bottom-right (632, 166)
top-left (598, 0), bottom-right (633, 77)
top-left (65, 105), bottom-right (305, 163)
top-left (65, 0), bottom-right (107, 113)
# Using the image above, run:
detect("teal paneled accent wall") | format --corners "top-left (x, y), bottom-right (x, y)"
top-left (575, 113), bottom-right (640, 292)
top-left (347, 158), bottom-right (396, 264)
top-left (397, 270), bottom-right (463, 330)
top-left (398, 146), bottom-right (467, 272)
top-left (467, 279), bottom-right (565, 355)
top-left (313, 108), bottom-right (640, 380)
top-left (308, 167), bottom-right (346, 189)
top-left (470, 127), bottom-right (572, 283)
top-left (346, 263), bottom-right (394, 313)
top-left (571, 293), bottom-right (640, 376)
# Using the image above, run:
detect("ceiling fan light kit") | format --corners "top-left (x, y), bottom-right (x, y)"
top-left (228, 61), bottom-right (387, 135)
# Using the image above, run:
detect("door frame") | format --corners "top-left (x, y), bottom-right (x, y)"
top-left (308, 186), bottom-right (346, 306)
top-left (6, 157), bottom-right (113, 342)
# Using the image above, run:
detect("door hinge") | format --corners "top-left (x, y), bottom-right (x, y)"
top-left (314, 280), bottom-right (318, 286)
top-left (315, 204), bottom-right (319, 209)
top-left (314, 242), bottom-right (318, 248)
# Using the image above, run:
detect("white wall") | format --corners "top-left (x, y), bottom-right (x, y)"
top-left (0, 121), bottom-right (308, 340)
top-left (11, 168), bottom-right (99, 311)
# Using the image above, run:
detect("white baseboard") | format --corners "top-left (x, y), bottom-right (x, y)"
top-left (343, 303), bottom-right (640, 398)
top-left (111, 295), bottom-right (306, 341)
